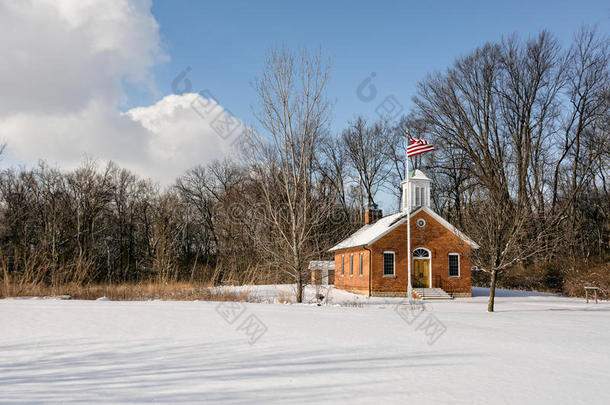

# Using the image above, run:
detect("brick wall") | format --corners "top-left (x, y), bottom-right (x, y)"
top-left (333, 210), bottom-right (472, 296)
top-left (333, 247), bottom-right (371, 294)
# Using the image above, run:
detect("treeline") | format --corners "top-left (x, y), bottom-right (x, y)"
top-left (0, 159), bottom-right (351, 289)
top-left (414, 28), bottom-right (609, 308)
top-left (1, 28), bottom-right (608, 303)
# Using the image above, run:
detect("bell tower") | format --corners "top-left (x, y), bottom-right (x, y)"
top-left (401, 170), bottom-right (432, 212)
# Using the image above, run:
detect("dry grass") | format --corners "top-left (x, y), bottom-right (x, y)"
top-left (472, 259), bottom-right (610, 300)
top-left (563, 262), bottom-right (610, 300)
top-left (276, 291), bottom-right (294, 304)
top-left (0, 281), bottom-right (253, 302)
top-left (0, 251), bottom-right (264, 302)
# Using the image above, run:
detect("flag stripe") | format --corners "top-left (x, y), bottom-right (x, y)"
top-left (407, 143), bottom-right (435, 157)
top-left (407, 145), bottom-right (434, 152)
top-left (407, 143), bottom-right (434, 152)
top-left (410, 137), bottom-right (430, 145)
top-left (407, 143), bottom-right (434, 150)
top-left (407, 147), bottom-right (434, 157)
top-left (406, 136), bottom-right (434, 157)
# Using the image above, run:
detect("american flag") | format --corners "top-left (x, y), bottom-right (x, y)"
top-left (407, 137), bottom-right (435, 157)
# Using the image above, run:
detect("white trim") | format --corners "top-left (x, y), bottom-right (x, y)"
top-left (413, 247), bottom-right (431, 258)
top-left (366, 212), bottom-right (411, 246)
top-left (422, 208), bottom-right (480, 249)
top-left (341, 254), bottom-right (345, 276)
top-left (349, 253), bottom-right (354, 277)
top-left (366, 207), bottom-right (479, 248)
top-left (412, 247), bottom-right (432, 288)
top-left (359, 252), bottom-right (364, 277)
top-left (383, 251), bottom-right (395, 277)
top-left (448, 252), bottom-right (460, 278)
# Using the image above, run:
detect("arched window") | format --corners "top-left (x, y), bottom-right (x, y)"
top-left (413, 248), bottom-right (430, 258)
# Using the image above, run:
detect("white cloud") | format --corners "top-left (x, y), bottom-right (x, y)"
top-left (124, 93), bottom-right (243, 182)
top-left (0, 93), bottom-right (243, 183)
top-left (0, 0), bottom-right (241, 183)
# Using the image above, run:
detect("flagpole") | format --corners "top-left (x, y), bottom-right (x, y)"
top-left (406, 131), bottom-right (412, 301)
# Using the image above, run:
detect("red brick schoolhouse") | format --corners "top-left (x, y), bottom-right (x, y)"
top-left (329, 170), bottom-right (479, 299)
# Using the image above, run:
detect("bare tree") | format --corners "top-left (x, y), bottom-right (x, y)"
top-left (248, 46), bottom-right (332, 302)
top-left (413, 31), bottom-right (590, 311)
top-left (342, 116), bottom-right (391, 214)
top-left (0, 30), bottom-right (606, 303)
top-left (552, 27), bottom-right (609, 258)
top-left (319, 136), bottom-right (352, 220)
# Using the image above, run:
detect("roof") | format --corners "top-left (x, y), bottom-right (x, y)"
top-left (328, 206), bottom-right (480, 251)
top-left (328, 211), bottom-right (408, 252)
top-left (410, 169), bottom-right (432, 181)
top-left (308, 260), bottom-right (335, 271)
top-left (401, 169), bottom-right (432, 184)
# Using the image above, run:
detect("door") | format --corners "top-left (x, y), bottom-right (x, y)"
top-left (413, 259), bottom-right (430, 288)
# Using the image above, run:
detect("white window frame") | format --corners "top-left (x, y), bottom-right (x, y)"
top-left (359, 252), bottom-right (364, 277)
top-left (413, 247), bottom-right (430, 258)
top-left (341, 255), bottom-right (345, 276)
top-left (448, 253), bottom-right (460, 278)
top-left (415, 186), bottom-right (426, 207)
top-left (350, 254), bottom-right (354, 277)
top-left (383, 251), bottom-right (395, 277)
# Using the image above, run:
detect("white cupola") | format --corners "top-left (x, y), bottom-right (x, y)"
top-left (401, 169), bottom-right (432, 212)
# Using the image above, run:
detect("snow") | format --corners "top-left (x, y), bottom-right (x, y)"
top-left (307, 260), bottom-right (334, 271)
top-left (408, 169), bottom-right (432, 181)
top-left (1, 286), bottom-right (609, 404)
top-left (328, 206), bottom-right (479, 251)
top-left (328, 210), bottom-right (406, 251)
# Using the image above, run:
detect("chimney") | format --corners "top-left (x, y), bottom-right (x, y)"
top-left (365, 203), bottom-right (383, 225)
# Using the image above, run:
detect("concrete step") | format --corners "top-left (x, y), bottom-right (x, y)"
top-left (413, 288), bottom-right (453, 300)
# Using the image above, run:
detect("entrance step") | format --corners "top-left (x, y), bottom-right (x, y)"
top-left (413, 288), bottom-right (453, 300)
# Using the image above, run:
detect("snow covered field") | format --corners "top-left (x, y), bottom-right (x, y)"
top-left (1, 286), bottom-right (609, 404)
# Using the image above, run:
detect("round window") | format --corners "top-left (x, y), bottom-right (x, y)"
top-left (416, 218), bottom-right (426, 228)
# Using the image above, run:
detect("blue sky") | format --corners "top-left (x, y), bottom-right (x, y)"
top-left (141, 0), bottom-right (609, 132)
top-left (1, 0), bottom-right (607, 197)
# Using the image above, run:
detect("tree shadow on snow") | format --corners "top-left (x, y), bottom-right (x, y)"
top-left (0, 338), bottom-right (483, 404)
top-left (472, 287), bottom-right (556, 298)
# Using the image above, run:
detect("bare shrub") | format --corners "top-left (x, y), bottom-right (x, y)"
top-left (563, 262), bottom-right (610, 300)
top-left (0, 280), bottom-right (256, 302)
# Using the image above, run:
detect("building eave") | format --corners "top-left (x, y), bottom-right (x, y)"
top-left (328, 206), bottom-right (480, 251)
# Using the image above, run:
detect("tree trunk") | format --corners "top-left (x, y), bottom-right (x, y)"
top-left (296, 272), bottom-right (303, 303)
top-left (488, 269), bottom-right (498, 312)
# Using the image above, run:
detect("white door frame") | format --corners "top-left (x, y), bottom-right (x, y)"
top-left (412, 247), bottom-right (432, 288)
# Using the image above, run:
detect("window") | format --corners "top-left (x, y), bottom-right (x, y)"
top-left (383, 252), bottom-right (395, 276)
top-left (449, 253), bottom-right (460, 277)
top-left (350, 254), bottom-right (354, 276)
top-left (413, 248), bottom-right (430, 258)
top-left (341, 255), bottom-right (345, 276)
top-left (359, 253), bottom-right (363, 276)
top-left (415, 186), bottom-right (426, 206)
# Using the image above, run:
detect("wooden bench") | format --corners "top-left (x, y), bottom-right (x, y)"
top-left (585, 286), bottom-right (599, 304)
